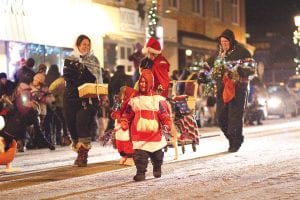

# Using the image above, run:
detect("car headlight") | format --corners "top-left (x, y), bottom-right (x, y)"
top-left (257, 97), bottom-right (266, 105)
top-left (268, 97), bottom-right (281, 108)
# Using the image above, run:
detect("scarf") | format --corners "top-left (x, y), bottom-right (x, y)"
top-left (69, 48), bottom-right (103, 83)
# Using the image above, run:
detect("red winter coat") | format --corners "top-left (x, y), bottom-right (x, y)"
top-left (152, 55), bottom-right (170, 97)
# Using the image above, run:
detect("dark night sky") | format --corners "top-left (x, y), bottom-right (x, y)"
top-left (246, 0), bottom-right (300, 39)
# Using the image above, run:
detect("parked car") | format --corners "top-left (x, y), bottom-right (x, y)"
top-left (287, 75), bottom-right (300, 111)
top-left (266, 83), bottom-right (298, 118)
top-left (248, 78), bottom-right (268, 119)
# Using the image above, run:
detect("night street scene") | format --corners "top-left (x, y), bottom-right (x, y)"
top-left (0, 0), bottom-right (300, 199)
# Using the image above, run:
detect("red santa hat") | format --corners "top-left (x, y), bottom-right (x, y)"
top-left (142, 37), bottom-right (162, 55)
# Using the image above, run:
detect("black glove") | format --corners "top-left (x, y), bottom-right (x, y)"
top-left (197, 72), bottom-right (210, 84)
top-left (237, 66), bottom-right (255, 78)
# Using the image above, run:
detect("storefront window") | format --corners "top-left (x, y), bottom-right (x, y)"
top-left (27, 43), bottom-right (45, 72)
top-left (6, 41), bottom-right (72, 78)
top-left (7, 41), bottom-right (26, 79)
top-left (60, 48), bottom-right (72, 72)
top-left (45, 45), bottom-right (60, 68)
top-left (104, 42), bottom-right (117, 72)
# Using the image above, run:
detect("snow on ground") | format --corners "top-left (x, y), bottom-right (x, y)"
top-left (1, 123), bottom-right (299, 200)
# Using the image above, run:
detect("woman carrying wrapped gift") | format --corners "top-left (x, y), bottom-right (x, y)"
top-left (63, 34), bottom-right (102, 167)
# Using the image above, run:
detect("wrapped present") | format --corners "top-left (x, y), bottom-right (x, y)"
top-left (78, 83), bottom-right (108, 98)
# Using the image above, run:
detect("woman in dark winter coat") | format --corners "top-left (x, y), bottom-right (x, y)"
top-left (212, 29), bottom-right (252, 153)
top-left (63, 34), bottom-right (101, 167)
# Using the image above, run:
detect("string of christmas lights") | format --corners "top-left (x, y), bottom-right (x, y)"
top-left (147, 0), bottom-right (159, 37)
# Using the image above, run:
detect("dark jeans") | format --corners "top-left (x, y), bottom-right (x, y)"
top-left (133, 149), bottom-right (164, 175)
top-left (64, 99), bottom-right (98, 141)
top-left (216, 82), bottom-right (248, 148)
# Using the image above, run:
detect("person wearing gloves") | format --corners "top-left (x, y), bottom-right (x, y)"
top-left (120, 69), bottom-right (172, 181)
top-left (212, 29), bottom-right (253, 153)
top-left (142, 37), bottom-right (170, 97)
top-left (63, 34), bottom-right (101, 167)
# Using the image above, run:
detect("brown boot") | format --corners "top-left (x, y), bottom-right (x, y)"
top-left (76, 146), bottom-right (89, 167)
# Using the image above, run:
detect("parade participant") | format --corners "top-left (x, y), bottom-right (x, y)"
top-left (111, 86), bottom-right (137, 166)
top-left (121, 69), bottom-right (172, 181)
top-left (128, 42), bottom-right (144, 84)
top-left (213, 29), bottom-right (252, 152)
top-left (63, 34), bottom-right (100, 167)
top-left (142, 37), bottom-right (170, 97)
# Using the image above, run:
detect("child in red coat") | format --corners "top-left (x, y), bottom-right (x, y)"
top-left (111, 86), bottom-right (137, 166)
top-left (121, 69), bottom-right (172, 181)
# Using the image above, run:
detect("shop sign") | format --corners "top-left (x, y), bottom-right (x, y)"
top-left (120, 7), bottom-right (144, 34)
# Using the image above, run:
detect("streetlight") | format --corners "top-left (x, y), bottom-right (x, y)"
top-left (293, 15), bottom-right (300, 75)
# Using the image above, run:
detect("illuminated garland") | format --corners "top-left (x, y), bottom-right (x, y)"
top-left (198, 58), bottom-right (257, 95)
top-left (147, 0), bottom-right (159, 37)
top-left (293, 29), bottom-right (300, 47)
top-left (293, 29), bottom-right (300, 75)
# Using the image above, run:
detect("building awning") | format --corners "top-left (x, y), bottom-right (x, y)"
top-left (178, 31), bottom-right (217, 52)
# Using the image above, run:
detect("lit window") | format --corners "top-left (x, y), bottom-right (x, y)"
top-left (120, 46), bottom-right (125, 59)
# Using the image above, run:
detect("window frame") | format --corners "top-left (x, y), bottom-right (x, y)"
top-left (214, 0), bottom-right (223, 20)
top-left (231, 0), bottom-right (240, 25)
top-left (192, 0), bottom-right (204, 17)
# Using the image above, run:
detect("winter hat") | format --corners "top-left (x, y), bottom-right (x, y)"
top-left (139, 69), bottom-right (154, 93)
top-left (33, 73), bottom-right (45, 84)
top-left (0, 72), bottom-right (7, 79)
top-left (142, 37), bottom-right (162, 55)
top-left (26, 58), bottom-right (35, 68)
top-left (38, 64), bottom-right (47, 73)
top-left (219, 29), bottom-right (236, 47)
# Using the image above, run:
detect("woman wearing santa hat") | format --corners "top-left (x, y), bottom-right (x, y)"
top-left (142, 37), bottom-right (170, 97)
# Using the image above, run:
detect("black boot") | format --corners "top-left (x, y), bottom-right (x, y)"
top-left (153, 165), bottom-right (161, 178)
top-left (76, 146), bottom-right (89, 167)
top-left (133, 174), bottom-right (146, 181)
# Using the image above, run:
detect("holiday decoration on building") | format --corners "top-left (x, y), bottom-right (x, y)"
top-left (147, 0), bottom-right (159, 37)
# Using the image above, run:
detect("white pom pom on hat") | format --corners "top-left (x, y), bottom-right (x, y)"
top-left (142, 37), bottom-right (162, 55)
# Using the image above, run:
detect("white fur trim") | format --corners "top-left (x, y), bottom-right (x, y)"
top-left (142, 47), bottom-right (161, 55)
top-left (132, 138), bottom-right (167, 152)
top-left (115, 128), bottom-right (130, 141)
top-left (0, 116), bottom-right (5, 130)
top-left (137, 118), bottom-right (159, 132)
